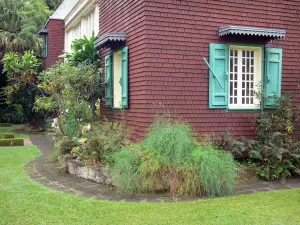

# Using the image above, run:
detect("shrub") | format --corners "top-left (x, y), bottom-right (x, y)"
top-left (220, 95), bottom-right (300, 183)
top-left (56, 136), bottom-right (79, 155)
top-left (0, 138), bottom-right (24, 146)
top-left (63, 34), bottom-right (100, 67)
top-left (143, 120), bottom-right (199, 165)
top-left (254, 95), bottom-right (300, 182)
top-left (71, 121), bottom-right (126, 166)
top-left (112, 119), bottom-right (237, 197)
top-left (183, 145), bottom-right (237, 196)
top-left (0, 133), bottom-right (15, 139)
top-left (35, 63), bottom-right (102, 138)
top-left (220, 131), bottom-right (255, 160)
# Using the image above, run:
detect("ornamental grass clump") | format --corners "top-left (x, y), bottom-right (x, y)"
top-left (112, 118), bottom-right (237, 197)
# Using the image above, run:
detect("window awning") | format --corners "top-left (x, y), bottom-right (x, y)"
top-left (94, 32), bottom-right (127, 48)
top-left (38, 29), bottom-right (48, 36)
top-left (219, 26), bottom-right (286, 39)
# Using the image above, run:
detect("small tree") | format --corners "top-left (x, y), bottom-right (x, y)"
top-left (35, 63), bottom-right (103, 137)
top-left (1, 51), bottom-right (44, 124)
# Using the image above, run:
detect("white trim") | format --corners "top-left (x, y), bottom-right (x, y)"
top-left (65, 0), bottom-right (98, 31)
top-left (63, 0), bottom-right (99, 52)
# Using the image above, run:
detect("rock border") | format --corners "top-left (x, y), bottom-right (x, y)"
top-left (59, 158), bottom-right (113, 186)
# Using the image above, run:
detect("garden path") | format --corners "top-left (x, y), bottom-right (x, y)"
top-left (25, 133), bottom-right (300, 202)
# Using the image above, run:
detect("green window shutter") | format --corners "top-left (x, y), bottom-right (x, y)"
top-left (264, 48), bottom-right (282, 108)
top-left (209, 44), bottom-right (229, 108)
top-left (121, 46), bottom-right (129, 108)
top-left (105, 54), bottom-right (113, 107)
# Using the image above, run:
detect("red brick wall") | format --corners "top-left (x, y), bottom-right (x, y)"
top-left (44, 19), bottom-right (65, 69)
top-left (99, 0), bottom-right (151, 139)
top-left (100, 0), bottom-right (300, 139)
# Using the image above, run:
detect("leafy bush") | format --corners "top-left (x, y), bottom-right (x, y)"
top-left (71, 121), bottom-right (126, 166)
top-left (35, 63), bottom-right (103, 138)
top-left (112, 119), bottom-right (237, 197)
top-left (254, 95), bottom-right (300, 182)
top-left (1, 51), bottom-right (44, 124)
top-left (0, 138), bottom-right (24, 146)
top-left (220, 95), bottom-right (300, 183)
top-left (220, 131), bottom-right (255, 160)
top-left (55, 136), bottom-right (79, 155)
top-left (256, 95), bottom-right (294, 142)
top-left (63, 34), bottom-right (99, 67)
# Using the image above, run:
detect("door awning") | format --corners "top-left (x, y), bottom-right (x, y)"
top-left (219, 26), bottom-right (286, 39)
top-left (94, 32), bottom-right (127, 48)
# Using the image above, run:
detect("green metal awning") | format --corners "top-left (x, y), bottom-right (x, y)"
top-left (219, 26), bottom-right (286, 39)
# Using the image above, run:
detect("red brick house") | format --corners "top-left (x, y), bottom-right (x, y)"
top-left (39, 0), bottom-right (99, 69)
top-left (44, 0), bottom-right (300, 139)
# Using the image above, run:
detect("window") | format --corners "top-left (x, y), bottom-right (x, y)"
top-left (105, 47), bottom-right (129, 109)
top-left (228, 46), bottom-right (262, 109)
top-left (209, 44), bottom-right (282, 110)
top-left (44, 35), bottom-right (48, 58)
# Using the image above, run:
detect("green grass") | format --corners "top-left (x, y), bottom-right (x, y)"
top-left (0, 124), bottom-right (28, 139)
top-left (1, 147), bottom-right (300, 224)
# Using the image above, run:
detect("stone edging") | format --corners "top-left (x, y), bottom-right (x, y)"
top-left (59, 158), bottom-right (113, 186)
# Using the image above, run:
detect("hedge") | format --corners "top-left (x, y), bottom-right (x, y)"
top-left (0, 133), bottom-right (15, 139)
top-left (0, 138), bottom-right (24, 146)
top-left (0, 123), bottom-right (12, 127)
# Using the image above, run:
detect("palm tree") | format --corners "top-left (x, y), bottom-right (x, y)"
top-left (0, 0), bottom-right (50, 56)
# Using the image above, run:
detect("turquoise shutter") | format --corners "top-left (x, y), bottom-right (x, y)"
top-left (209, 44), bottom-right (229, 108)
top-left (120, 47), bottom-right (129, 108)
top-left (264, 48), bottom-right (282, 108)
top-left (105, 54), bottom-right (113, 107)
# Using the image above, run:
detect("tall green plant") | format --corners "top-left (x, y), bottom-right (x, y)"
top-left (112, 118), bottom-right (237, 197)
top-left (63, 34), bottom-right (100, 67)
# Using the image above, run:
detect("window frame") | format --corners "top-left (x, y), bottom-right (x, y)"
top-left (112, 49), bottom-right (123, 109)
top-left (107, 47), bottom-right (128, 110)
top-left (226, 43), bottom-right (265, 112)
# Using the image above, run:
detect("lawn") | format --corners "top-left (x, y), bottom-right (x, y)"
top-left (0, 124), bottom-right (28, 139)
top-left (1, 147), bottom-right (300, 225)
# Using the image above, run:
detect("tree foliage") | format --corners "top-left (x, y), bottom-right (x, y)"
top-left (0, 0), bottom-right (51, 55)
top-left (35, 63), bottom-right (102, 136)
top-left (1, 51), bottom-right (43, 124)
top-left (46, 0), bottom-right (63, 10)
